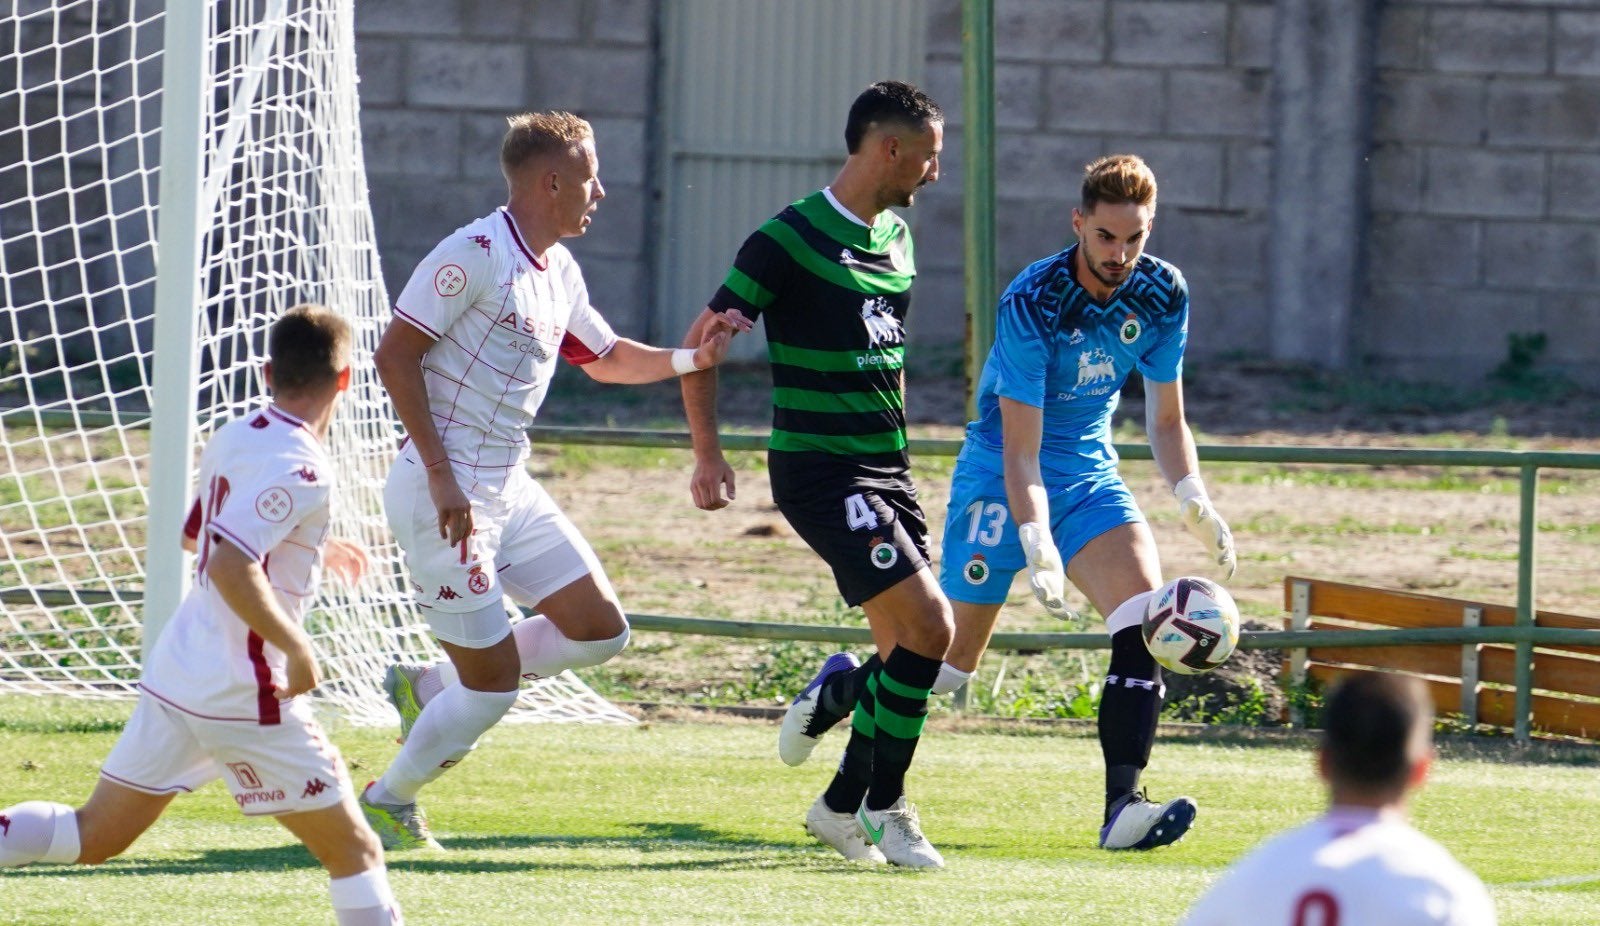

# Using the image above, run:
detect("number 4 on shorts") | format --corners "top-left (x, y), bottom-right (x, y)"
top-left (844, 493), bottom-right (878, 530)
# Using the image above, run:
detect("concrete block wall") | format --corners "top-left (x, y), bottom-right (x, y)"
top-left (1364, 1), bottom-right (1600, 384)
top-left (354, 0), bottom-right (657, 336)
top-left (915, 0), bottom-right (1276, 362)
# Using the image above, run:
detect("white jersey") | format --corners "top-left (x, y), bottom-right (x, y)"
top-left (393, 207), bottom-right (619, 470)
top-left (1181, 808), bottom-right (1496, 926)
top-left (142, 407), bottom-right (334, 725)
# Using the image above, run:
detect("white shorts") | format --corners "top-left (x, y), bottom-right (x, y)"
top-left (101, 691), bottom-right (349, 816)
top-left (385, 447), bottom-right (607, 647)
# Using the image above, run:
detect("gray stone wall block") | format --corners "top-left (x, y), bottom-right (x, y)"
top-left (1223, 141), bottom-right (1272, 211)
top-left (1185, 280), bottom-right (1272, 359)
top-left (905, 268), bottom-right (965, 347)
top-left (1554, 12), bottom-right (1600, 78)
top-left (1166, 69), bottom-right (1271, 139)
top-left (1373, 74), bottom-right (1486, 145)
top-left (407, 40), bottom-right (527, 109)
top-left (354, 37), bottom-right (406, 107)
top-left (1538, 292), bottom-right (1600, 369)
top-left (588, 0), bottom-right (655, 45)
top-left (926, 0), bottom-right (966, 56)
top-left (360, 109), bottom-right (462, 178)
top-left (1103, 137), bottom-right (1224, 209)
top-left (995, 195), bottom-right (1080, 279)
top-left (1424, 149), bottom-right (1546, 219)
top-left (1359, 287), bottom-right (1535, 365)
top-left (995, 0), bottom-right (1106, 63)
top-left (1483, 221), bottom-right (1600, 290)
top-left (1375, 5), bottom-right (1426, 71)
top-left (528, 46), bottom-right (652, 117)
top-left (1045, 65), bottom-right (1164, 133)
top-left (356, 0), bottom-right (463, 37)
top-left (1149, 209), bottom-right (1267, 285)
top-left (998, 132), bottom-right (1117, 200)
top-left (1367, 144), bottom-right (1422, 214)
top-left (563, 255), bottom-right (646, 332)
top-left (912, 188), bottom-right (965, 272)
top-left (1366, 215), bottom-right (1481, 286)
top-left (1228, 3), bottom-right (1274, 69)
top-left (1427, 8), bottom-right (1549, 76)
top-left (1488, 80), bottom-right (1600, 150)
top-left (1550, 153), bottom-right (1600, 220)
top-left (460, 113), bottom-right (512, 181)
top-left (1110, 1), bottom-right (1229, 67)
top-left (924, 60), bottom-right (1046, 130)
top-left (590, 117), bottom-right (649, 187)
top-left (521, 0), bottom-right (585, 41)
top-left (457, 0), bottom-right (526, 36)
top-left (577, 182), bottom-right (647, 258)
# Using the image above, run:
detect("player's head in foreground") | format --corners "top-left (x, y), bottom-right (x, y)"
top-left (1319, 672), bottom-right (1435, 810)
top-left (839, 79), bottom-right (943, 213)
top-left (501, 110), bottom-right (603, 241)
top-left (1072, 153), bottom-right (1157, 293)
top-left (266, 302), bottom-right (352, 398)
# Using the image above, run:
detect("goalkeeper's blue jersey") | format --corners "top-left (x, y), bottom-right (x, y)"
top-left (959, 244), bottom-right (1189, 481)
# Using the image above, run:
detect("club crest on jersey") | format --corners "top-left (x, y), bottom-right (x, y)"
top-left (1119, 313), bottom-right (1142, 344)
top-left (859, 296), bottom-right (903, 347)
top-left (1075, 348), bottom-right (1116, 387)
top-left (467, 565), bottom-right (490, 594)
top-left (963, 555), bottom-right (990, 584)
top-left (434, 263), bottom-right (467, 297)
top-left (870, 539), bottom-right (899, 570)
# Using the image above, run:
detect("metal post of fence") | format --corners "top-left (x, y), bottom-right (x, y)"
top-left (1460, 606), bottom-right (1482, 727)
top-left (1289, 579), bottom-right (1310, 726)
top-left (1514, 465), bottom-right (1540, 742)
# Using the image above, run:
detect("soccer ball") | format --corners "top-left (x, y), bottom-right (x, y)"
top-left (1142, 577), bottom-right (1241, 675)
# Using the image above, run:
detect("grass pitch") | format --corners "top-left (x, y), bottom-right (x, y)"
top-left (2, 697), bottom-right (1598, 925)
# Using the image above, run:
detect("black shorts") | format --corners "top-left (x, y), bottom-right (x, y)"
top-left (771, 469), bottom-right (930, 607)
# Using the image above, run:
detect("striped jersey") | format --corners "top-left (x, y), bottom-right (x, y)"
top-left (1180, 808), bottom-right (1495, 925)
top-left (960, 244), bottom-right (1188, 481)
top-left (394, 207), bottom-right (619, 470)
top-left (709, 189), bottom-right (915, 482)
top-left (143, 407), bottom-right (333, 725)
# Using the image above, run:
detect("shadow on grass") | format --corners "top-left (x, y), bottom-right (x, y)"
top-left (1, 821), bottom-right (894, 878)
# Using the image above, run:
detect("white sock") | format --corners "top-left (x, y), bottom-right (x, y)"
top-left (930, 663), bottom-right (973, 697)
top-left (374, 684), bottom-right (517, 804)
top-left (511, 616), bottom-right (629, 679)
top-left (0, 801), bottom-right (80, 867)
top-left (414, 662), bottom-right (456, 707)
top-left (329, 865), bottom-right (403, 925)
top-left (1106, 590), bottom-right (1157, 635)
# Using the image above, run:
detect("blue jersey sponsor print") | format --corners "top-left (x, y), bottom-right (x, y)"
top-left (959, 244), bottom-right (1188, 482)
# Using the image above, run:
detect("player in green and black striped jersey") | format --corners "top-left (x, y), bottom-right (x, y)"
top-left (680, 81), bottom-right (952, 869)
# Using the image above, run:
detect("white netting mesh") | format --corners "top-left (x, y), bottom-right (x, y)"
top-left (0, 0), bottom-right (632, 726)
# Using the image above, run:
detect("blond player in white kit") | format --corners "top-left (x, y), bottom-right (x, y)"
top-left (1181, 673), bottom-right (1495, 926)
top-left (0, 305), bottom-right (403, 925)
top-left (359, 111), bottom-right (749, 849)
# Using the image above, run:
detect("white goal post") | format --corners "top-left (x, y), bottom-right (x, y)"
top-left (0, 0), bottom-right (631, 726)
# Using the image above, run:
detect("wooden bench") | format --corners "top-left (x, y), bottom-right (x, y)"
top-left (1282, 576), bottom-right (1600, 739)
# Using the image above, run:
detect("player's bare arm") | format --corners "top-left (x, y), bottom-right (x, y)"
top-left (1145, 378), bottom-right (1236, 576)
top-left (373, 319), bottom-right (473, 546)
top-left (205, 538), bottom-right (319, 699)
top-left (583, 308), bottom-right (751, 384)
top-left (680, 307), bottom-right (738, 511)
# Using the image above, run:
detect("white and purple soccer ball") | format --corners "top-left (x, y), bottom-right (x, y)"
top-left (1142, 577), bottom-right (1241, 675)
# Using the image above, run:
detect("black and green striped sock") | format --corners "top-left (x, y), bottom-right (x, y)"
top-left (821, 663), bottom-right (878, 813)
top-left (865, 645), bottom-right (941, 812)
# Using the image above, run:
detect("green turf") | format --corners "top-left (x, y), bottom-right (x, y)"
top-left (2, 697), bottom-right (1597, 925)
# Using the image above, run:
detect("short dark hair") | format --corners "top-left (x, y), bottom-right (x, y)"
top-left (1081, 154), bottom-right (1158, 212)
top-left (268, 303), bottom-right (351, 394)
top-left (1322, 673), bottom-right (1433, 793)
top-left (844, 80), bottom-right (943, 154)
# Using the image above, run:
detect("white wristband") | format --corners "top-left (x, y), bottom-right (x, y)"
top-left (670, 348), bottom-right (701, 376)
top-left (1173, 473), bottom-right (1207, 503)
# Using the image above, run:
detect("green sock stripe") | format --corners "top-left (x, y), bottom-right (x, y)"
top-left (873, 702), bottom-right (927, 741)
top-left (851, 673), bottom-right (880, 737)
top-left (876, 671), bottom-right (932, 701)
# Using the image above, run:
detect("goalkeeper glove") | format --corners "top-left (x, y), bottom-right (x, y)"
top-left (1018, 521), bottom-right (1080, 624)
top-left (1174, 474), bottom-right (1237, 579)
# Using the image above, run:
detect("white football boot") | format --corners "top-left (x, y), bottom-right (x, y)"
top-left (778, 652), bottom-right (859, 767)
top-left (857, 796), bottom-right (945, 869)
top-left (1098, 789), bottom-right (1197, 850)
top-left (803, 794), bottom-right (886, 863)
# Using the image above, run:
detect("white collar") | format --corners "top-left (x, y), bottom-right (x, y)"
top-left (822, 187), bottom-right (870, 227)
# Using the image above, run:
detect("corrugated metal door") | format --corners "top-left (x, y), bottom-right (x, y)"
top-left (655, 0), bottom-right (925, 356)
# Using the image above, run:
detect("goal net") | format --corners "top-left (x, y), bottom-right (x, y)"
top-left (0, 0), bottom-right (631, 726)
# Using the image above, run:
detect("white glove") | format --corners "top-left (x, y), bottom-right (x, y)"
top-left (1174, 474), bottom-right (1237, 579)
top-left (1018, 521), bottom-right (1080, 623)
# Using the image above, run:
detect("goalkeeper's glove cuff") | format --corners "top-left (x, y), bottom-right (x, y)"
top-left (1173, 473), bottom-right (1207, 506)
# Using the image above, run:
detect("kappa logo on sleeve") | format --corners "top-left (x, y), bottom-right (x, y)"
top-left (434, 263), bottom-right (467, 297)
top-left (469, 234), bottom-right (491, 252)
